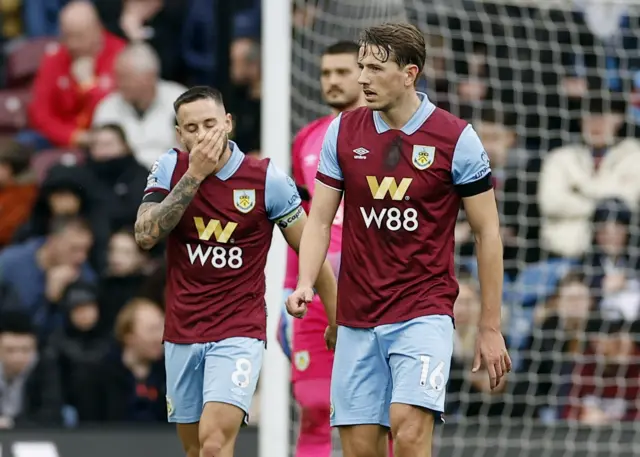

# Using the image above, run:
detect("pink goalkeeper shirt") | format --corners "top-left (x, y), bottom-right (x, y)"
top-left (284, 115), bottom-right (344, 290)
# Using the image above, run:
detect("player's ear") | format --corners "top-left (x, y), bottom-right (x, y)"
top-left (404, 64), bottom-right (419, 88)
top-left (174, 125), bottom-right (182, 146)
top-left (224, 113), bottom-right (233, 134)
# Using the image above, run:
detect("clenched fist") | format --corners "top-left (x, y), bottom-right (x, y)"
top-left (285, 286), bottom-right (313, 319)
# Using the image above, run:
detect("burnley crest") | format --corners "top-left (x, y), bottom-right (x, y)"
top-left (412, 145), bottom-right (435, 170)
top-left (234, 189), bottom-right (256, 214)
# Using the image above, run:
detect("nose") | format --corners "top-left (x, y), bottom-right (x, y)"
top-left (328, 73), bottom-right (341, 87)
top-left (358, 68), bottom-right (369, 85)
top-left (197, 125), bottom-right (210, 137)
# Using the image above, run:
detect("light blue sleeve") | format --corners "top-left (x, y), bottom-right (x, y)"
top-left (451, 125), bottom-right (492, 185)
top-left (317, 113), bottom-right (343, 181)
top-left (144, 150), bottom-right (178, 194)
top-left (265, 161), bottom-right (302, 222)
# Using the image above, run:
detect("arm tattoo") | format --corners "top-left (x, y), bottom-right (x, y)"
top-left (134, 173), bottom-right (202, 249)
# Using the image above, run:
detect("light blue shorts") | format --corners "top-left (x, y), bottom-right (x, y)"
top-left (164, 337), bottom-right (264, 423)
top-left (330, 315), bottom-right (454, 428)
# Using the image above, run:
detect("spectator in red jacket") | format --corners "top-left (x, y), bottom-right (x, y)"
top-left (27, 1), bottom-right (126, 149)
top-left (564, 318), bottom-right (640, 424)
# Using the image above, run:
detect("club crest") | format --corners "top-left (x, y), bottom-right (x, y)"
top-left (294, 350), bottom-right (310, 371)
top-left (166, 396), bottom-right (174, 417)
top-left (412, 145), bottom-right (436, 170)
top-left (233, 189), bottom-right (256, 214)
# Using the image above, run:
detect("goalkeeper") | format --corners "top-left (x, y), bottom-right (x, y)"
top-left (278, 41), bottom-right (368, 457)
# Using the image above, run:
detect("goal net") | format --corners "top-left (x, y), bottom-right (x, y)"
top-left (288, 1), bottom-right (640, 456)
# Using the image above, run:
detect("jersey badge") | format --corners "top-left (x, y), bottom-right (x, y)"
top-left (294, 350), bottom-right (310, 371)
top-left (412, 145), bottom-right (436, 170)
top-left (353, 147), bottom-right (369, 159)
top-left (166, 396), bottom-right (174, 417)
top-left (233, 189), bottom-right (256, 214)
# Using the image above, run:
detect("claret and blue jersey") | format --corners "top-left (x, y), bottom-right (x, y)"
top-left (144, 141), bottom-right (302, 345)
top-left (315, 92), bottom-right (493, 327)
top-left (144, 141), bottom-right (302, 425)
top-left (315, 92), bottom-right (495, 427)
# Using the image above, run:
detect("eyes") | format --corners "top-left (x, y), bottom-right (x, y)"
top-left (185, 121), bottom-right (217, 133)
top-left (358, 64), bottom-right (382, 73)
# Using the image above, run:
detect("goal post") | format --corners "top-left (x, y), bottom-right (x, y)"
top-left (260, 0), bottom-right (292, 456)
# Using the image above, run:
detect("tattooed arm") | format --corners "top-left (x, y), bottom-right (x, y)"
top-left (134, 172), bottom-right (203, 250)
top-left (135, 127), bottom-right (227, 250)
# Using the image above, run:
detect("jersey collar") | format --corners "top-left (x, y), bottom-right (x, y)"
top-left (216, 141), bottom-right (244, 181)
top-left (373, 92), bottom-right (436, 135)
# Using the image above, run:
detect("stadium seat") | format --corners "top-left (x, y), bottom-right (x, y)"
top-left (0, 89), bottom-right (32, 133)
top-left (31, 148), bottom-right (85, 183)
top-left (5, 37), bottom-right (59, 88)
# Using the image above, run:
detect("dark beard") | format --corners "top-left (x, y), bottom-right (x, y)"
top-left (327, 98), bottom-right (358, 112)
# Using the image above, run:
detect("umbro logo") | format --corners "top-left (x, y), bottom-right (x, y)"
top-left (353, 147), bottom-right (369, 160)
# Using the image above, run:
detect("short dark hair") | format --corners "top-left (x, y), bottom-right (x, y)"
top-left (174, 86), bottom-right (224, 115)
top-left (0, 310), bottom-right (34, 335)
top-left (359, 23), bottom-right (426, 76)
top-left (0, 140), bottom-right (33, 176)
top-left (93, 123), bottom-right (134, 155)
top-left (323, 41), bottom-right (360, 57)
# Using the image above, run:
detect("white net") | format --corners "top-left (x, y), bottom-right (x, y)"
top-left (288, 1), bottom-right (640, 456)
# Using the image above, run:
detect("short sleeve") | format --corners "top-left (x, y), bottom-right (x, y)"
top-left (451, 125), bottom-right (493, 197)
top-left (265, 162), bottom-right (303, 228)
top-left (144, 150), bottom-right (178, 196)
top-left (315, 114), bottom-right (344, 191)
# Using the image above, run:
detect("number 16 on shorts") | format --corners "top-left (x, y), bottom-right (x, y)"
top-left (419, 355), bottom-right (446, 391)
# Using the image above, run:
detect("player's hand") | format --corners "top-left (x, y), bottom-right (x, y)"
top-left (472, 327), bottom-right (512, 390)
top-left (324, 324), bottom-right (337, 351)
top-left (187, 128), bottom-right (227, 181)
top-left (285, 287), bottom-right (313, 318)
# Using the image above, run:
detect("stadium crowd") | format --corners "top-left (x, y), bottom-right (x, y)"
top-left (0, 0), bottom-right (637, 435)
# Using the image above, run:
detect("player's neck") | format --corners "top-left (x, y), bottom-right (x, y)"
top-left (213, 144), bottom-right (233, 174)
top-left (378, 91), bottom-right (422, 131)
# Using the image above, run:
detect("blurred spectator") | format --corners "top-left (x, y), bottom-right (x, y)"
top-left (447, 271), bottom-right (506, 417)
top-left (564, 317), bottom-right (640, 424)
top-left (512, 271), bottom-right (593, 420)
top-left (14, 162), bottom-right (110, 273)
top-left (98, 229), bottom-right (149, 329)
top-left (0, 0), bottom-right (24, 45)
top-left (79, 298), bottom-right (166, 422)
top-left (80, 124), bottom-right (148, 229)
top-left (583, 198), bottom-right (640, 321)
top-left (92, 44), bottom-right (186, 168)
top-left (228, 36), bottom-right (261, 156)
top-left (180, 0), bottom-right (215, 86)
top-left (0, 217), bottom-right (95, 340)
top-left (137, 261), bottom-right (166, 309)
top-left (456, 108), bottom-right (542, 276)
top-left (25, 0), bottom-right (126, 149)
top-left (93, 0), bottom-right (186, 83)
top-left (23, 0), bottom-right (70, 38)
top-left (538, 95), bottom-right (640, 259)
top-left (0, 280), bottom-right (23, 314)
top-left (47, 281), bottom-right (110, 423)
top-left (0, 141), bottom-right (37, 248)
top-left (0, 310), bottom-right (62, 428)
